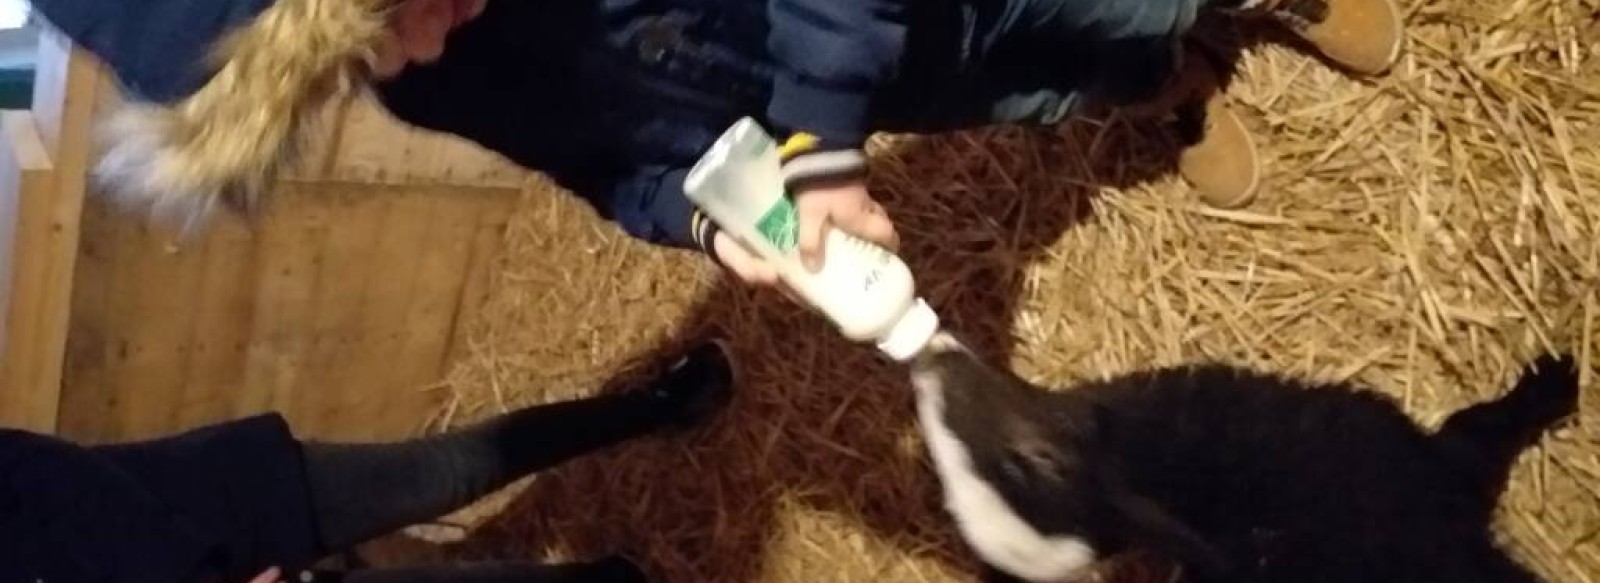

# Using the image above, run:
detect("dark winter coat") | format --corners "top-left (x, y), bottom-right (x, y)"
top-left (0, 414), bottom-right (320, 583)
top-left (31, 0), bottom-right (1199, 250)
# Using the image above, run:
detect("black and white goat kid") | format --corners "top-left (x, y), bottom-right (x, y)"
top-left (909, 333), bottom-right (1580, 583)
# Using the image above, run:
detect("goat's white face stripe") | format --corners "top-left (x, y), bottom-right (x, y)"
top-left (911, 368), bottom-right (1097, 582)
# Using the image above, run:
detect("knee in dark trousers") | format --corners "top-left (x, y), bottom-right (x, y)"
top-left (1008, 0), bottom-right (1208, 104)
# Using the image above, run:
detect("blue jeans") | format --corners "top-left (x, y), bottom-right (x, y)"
top-left (596, 0), bottom-right (1215, 139)
top-left (874, 0), bottom-right (1213, 132)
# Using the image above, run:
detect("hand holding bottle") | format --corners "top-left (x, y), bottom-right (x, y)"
top-left (712, 178), bottom-right (899, 287)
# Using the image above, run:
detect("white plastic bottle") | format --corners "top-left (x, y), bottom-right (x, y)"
top-left (683, 117), bottom-right (940, 362)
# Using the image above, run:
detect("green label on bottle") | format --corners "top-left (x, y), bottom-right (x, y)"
top-left (756, 196), bottom-right (800, 253)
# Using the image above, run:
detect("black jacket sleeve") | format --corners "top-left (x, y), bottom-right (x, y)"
top-left (0, 414), bottom-right (321, 583)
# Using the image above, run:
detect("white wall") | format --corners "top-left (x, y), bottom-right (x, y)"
top-left (0, 0), bottom-right (36, 69)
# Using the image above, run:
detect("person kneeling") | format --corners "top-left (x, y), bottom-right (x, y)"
top-left (0, 343), bottom-right (734, 583)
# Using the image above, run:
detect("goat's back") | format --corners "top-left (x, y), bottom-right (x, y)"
top-left (1072, 366), bottom-right (1542, 582)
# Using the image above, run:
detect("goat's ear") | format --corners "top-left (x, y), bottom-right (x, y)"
top-left (1106, 491), bottom-right (1231, 578)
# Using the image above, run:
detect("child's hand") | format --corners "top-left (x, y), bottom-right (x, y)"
top-left (711, 231), bottom-right (806, 305)
top-left (373, 0), bottom-right (486, 78)
top-left (794, 180), bottom-right (899, 271)
top-left (713, 230), bottom-right (781, 287)
top-left (710, 180), bottom-right (898, 289)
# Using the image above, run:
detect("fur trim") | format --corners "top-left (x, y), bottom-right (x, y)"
top-left (94, 0), bottom-right (393, 233)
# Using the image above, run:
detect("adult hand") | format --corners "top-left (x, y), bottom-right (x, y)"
top-left (373, 0), bottom-right (487, 78)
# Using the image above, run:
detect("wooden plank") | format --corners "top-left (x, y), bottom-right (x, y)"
top-left (0, 111), bottom-right (59, 432)
top-left (232, 185), bottom-right (520, 440)
top-left (105, 224), bottom-right (209, 441)
top-left (0, 112), bottom-right (51, 355)
top-left (56, 200), bottom-right (116, 441)
top-left (58, 183), bottom-right (518, 442)
top-left (60, 200), bottom-right (288, 442)
top-left (173, 220), bottom-right (260, 429)
top-left (41, 32), bottom-right (523, 441)
top-left (2, 32), bottom-right (99, 434)
top-left (442, 189), bottom-right (517, 367)
top-left (58, 210), bottom-right (213, 442)
top-left (280, 185), bottom-right (507, 440)
top-left (293, 183), bottom-right (394, 439)
top-left (236, 186), bottom-right (334, 425)
top-left (295, 186), bottom-right (421, 440)
top-left (364, 189), bottom-right (482, 438)
top-left (289, 97), bottom-right (525, 189)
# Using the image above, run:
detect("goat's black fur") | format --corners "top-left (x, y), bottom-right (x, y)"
top-left (911, 340), bottom-right (1579, 583)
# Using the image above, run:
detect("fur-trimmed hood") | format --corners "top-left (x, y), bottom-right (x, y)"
top-left (87, 0), bottom-right (392, 233)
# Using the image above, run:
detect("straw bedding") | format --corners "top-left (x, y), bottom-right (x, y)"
top-left (399, 0), bottom-right (1599, 580)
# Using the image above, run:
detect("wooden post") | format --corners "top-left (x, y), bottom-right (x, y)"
top-left (0, 30), bottom-right (99, 432)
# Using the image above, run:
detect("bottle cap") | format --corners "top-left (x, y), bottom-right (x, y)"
top-left (877, 299), bottom-right (941, 362)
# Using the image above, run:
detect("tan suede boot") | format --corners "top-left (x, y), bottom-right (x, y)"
top-left (1234, 0), bottom-right (1405, 75)
top-left (1122, 52), bottom-right (1261, 209)
top-left (1176, 88), bottom-right (1260, 209)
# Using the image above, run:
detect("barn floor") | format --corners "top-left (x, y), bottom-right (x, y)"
top-left (381, 0), bottom-right (1598, 580)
